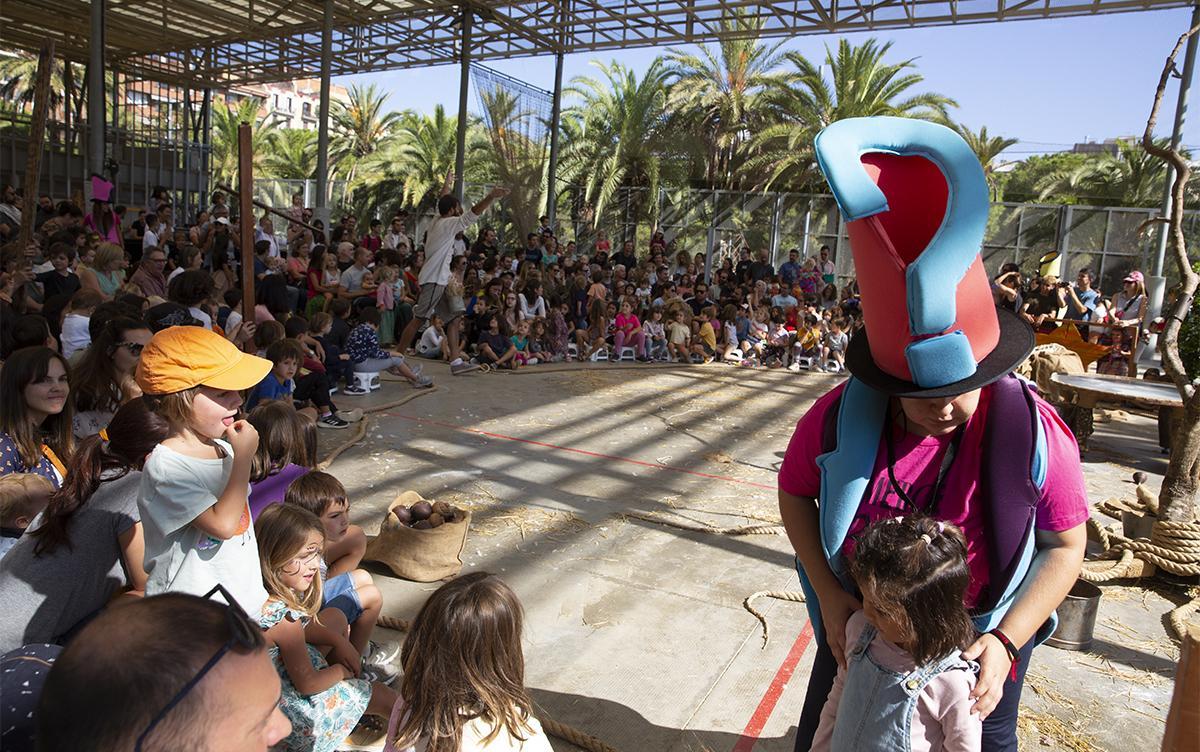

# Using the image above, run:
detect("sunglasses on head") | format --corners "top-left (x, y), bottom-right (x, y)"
top-left (135, 584), bottom-right (260, 752)
top-left (116, 341), bottom-right (145, 356)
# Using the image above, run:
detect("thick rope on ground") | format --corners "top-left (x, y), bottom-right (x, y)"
top-left (377, 614), bottom-right (410, 632)
top-left (622, 511), bottom-right (784, 536)
top-left (744, 590), bottom-right (807, 648)
top-left (316, 387), bottom-right (438, 470)
top-left (538, 718), bottom-right (621, 752)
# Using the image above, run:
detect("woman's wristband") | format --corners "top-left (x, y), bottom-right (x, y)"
top-left (988, 628), bottom-right (1021, 681)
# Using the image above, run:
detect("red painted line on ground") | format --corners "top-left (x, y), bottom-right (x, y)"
top-left (386, 413), bottom-right (777, 490)
top-left (732, 620), bottom-right (815, 752)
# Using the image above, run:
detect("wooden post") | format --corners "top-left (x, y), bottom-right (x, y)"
top-left (237, 123), bottom-right (255, 338)
top-left (18, 40), bottom-right (56, 248)
top-left (1162, 624), bottom-right (1200, 752)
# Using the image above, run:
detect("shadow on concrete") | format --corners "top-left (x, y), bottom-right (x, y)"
top-left (1085, 637), bottom-right (1178, 680)
top-left (530, 686), bottom-right (794, 752)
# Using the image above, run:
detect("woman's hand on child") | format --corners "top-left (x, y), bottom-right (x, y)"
top-left (819, 588), bottom-right (862, 670)
top-left (962, 632), bottom-right (1008, 720)
top-left (224, 419), bottom-right (260, 457)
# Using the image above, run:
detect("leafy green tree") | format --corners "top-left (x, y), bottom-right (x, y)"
top-left (557, 60), bottom-right (676, 231)
top-left (209, 97), bottom-right (278, 190)
top-left (950, 122), bottom-right (1018, 200)
top-left (266, 128), bottom-right (317, 180)
top-left (664, 14), bottom-right (786, 188)
top-left (1035, 138), bottom-right (1190, 207)
top-left (1001, 152), bottom-right (1089, 204)
top-left (741, 38), bottom-right (957, 190)
top-left (330, 84), bottom-right (402, 187)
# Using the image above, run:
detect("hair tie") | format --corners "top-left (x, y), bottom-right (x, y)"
top-left (919, 533), bottom-right (933, 544)
top-left (936, 521), bottom-right (946, 534)
top-left (98, 428), bottom-right (109, 442)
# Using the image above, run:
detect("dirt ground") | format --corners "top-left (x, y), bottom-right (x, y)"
top-left (322, 361), bottom-right (1188, 752)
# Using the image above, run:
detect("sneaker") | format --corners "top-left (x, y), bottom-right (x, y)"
top-left (336, 408), bottom-right (364, 423)
top-left (360, 662), bottom-right (399, 686)
top-left (412, 374), bottom-right (434, 389)
top-left (342, 383), bottom-right (369, 396)
top-left (451, 361), bottom-right (481, 375)
top-left (366, 639), bottom-right (401, 665)
top-left (409, 363), bottom-right (423, 377)
top-left (318, 414), bottom-right (351, 429)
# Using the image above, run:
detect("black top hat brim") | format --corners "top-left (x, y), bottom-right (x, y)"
top-left (845, 306), bottom-right (1035, 399)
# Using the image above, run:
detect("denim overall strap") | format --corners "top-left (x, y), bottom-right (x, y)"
top-left (830, 629), bottom-right (917, 752)
top-left (898, 651), bottom-right (979, 698)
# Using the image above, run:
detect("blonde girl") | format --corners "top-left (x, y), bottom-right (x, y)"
top-left (376, 265), bottom-right (400, 346)
top-left (256, 504), bottom-right (398, 752)
top-left (385, 573), bottom-right (552, 752)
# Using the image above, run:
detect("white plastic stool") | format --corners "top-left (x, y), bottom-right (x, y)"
top-left (823, 360), bottom-right (843, 373)
top-left (725, 348), bottom-right (743, 364)
top-left (352, 372), bottom-right (381, 391)
top-left (589, 348), bottom-right (609, 362)
top-left (567, 342), bottom-right (579, 359)
top-left (794, 356), bottom-right (816, 370)
top-left (619, 346), bottom-right (636, 361)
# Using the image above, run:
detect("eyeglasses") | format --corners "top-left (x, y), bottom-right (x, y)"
top-left (281, 545), bottom-right (322, 575)
top-left (116, 342), bottom-right (146, 356)
top-left (135, 584), bottom-right (260, 752)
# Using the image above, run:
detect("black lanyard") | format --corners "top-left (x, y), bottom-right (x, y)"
top-left (884, 409), bottom-right (965, 515)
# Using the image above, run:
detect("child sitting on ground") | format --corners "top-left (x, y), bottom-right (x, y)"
top-left (417, 314), bottom-right (449, 360)
top-left (529, 319), bottom-right (549, 363)
top-left (476, 313), bottom-right (519, 370)
top-left (691, 306), bottom-right (717, 363)
top-left (510, 319), bottom-right (538, 366)
top-left (812, 515), bottom-right (981, 752)
top-left (345, 307), bottom-right (432, 388)
top-left (791, 313), bottom-right (823, 368)
top-left (666, 309), bottom-right (692, 363)
top-left (546, 297), bottom-right (571, 362)
top-left (822, 318), bottom-right (849, 372)
top-left (284, 471), bottom-right (399, 681)
top-left (765, 313), bottom-right (793, 368)
top-left (135, 325), bottom-right (273, 614)
top-left (0, 474), bottom-right (54, 559)
top-left (255, 504), bottom-right (399, 752)
top-left (575, 298), bottom-right (609, 360)
top-left (247, 402), bottom-right (317, 519)
top-left (247, 339), bottom-right (350, 429)
top-left (385, 572), bottom-right (553, 752)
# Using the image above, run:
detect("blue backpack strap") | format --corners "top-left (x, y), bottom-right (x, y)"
top-left (798, 378), bottom-right (890, 643)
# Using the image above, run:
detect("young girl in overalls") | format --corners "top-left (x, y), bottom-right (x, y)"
top-left (812, 515), bottom-right (980, 752)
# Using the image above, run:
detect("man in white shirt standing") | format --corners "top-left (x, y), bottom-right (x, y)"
top-left (396, 171), bottom-right (508, 377)
top-left (142, 213), bottom-right (161, 255)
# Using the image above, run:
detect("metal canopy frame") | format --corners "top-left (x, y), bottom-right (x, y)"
top-left (2, 0), bottom-right (1191, 86)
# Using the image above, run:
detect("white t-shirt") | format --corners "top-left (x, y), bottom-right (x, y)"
top-left (143, 228), bottom-right (160, 252)
top-left (138, 439), bottom-right (268, 616)
top-left (61, 314), bottom-right (91, 359)
top-left (417, 326), bottom-right (444, 356)
top-left (255, 227), bottom-right (280, 258)
top-left (167, 266), bottom-right (185, 283)
top-left (189, 306), bottom-right (213, 330)
top-left (420, 210), bottom-right (478, 288)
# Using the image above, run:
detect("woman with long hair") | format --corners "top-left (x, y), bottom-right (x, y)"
top-left (0, 399), bottom-right (167, 652)
top-left (70, 316), bottom-right (153, 438)
top-left (0, 346), bottom-right (74, 487)
top-left (1098, 270), bottom-right (1149, 376)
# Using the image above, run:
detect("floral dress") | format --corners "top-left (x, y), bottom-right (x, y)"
top-left (259, 599), bottom-right (371, 752)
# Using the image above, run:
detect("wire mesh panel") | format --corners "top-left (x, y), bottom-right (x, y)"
top-left (472, 64), bottom-right (552, 242)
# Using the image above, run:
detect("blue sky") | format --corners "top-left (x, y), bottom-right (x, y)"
top-left (340, 7), bottom-right (1198, 158)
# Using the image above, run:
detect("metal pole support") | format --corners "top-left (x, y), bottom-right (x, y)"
top-left (88, 0), bottom-right (106, 176)
top-left (314, 0), bottom-right (334, 227)
top-left (546, 51), bottom-right (565, 226)
top-left (454, 8), bottom-right (472, 201)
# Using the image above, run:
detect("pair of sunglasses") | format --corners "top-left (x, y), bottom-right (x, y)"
top-left (135, 584), bottom-right (261, 752)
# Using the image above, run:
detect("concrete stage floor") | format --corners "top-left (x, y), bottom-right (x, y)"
top-left (324, 362), bottom-right (1184, 752)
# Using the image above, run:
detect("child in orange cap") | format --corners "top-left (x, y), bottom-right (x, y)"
top-left (135, 325), bottom-right (274, 615)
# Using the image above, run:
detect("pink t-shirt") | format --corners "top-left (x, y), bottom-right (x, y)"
top-left (811, 610), bottom-right (981, 752)
top-left (615, 312), bottom-right (641, 335)
top-left (778, 381), bottom-right (1088, 607)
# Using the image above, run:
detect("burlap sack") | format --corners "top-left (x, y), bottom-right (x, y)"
top-left (364, 491), bottom-right (471, 582)
top-left (1017, 344), bottom-right (1084, 402)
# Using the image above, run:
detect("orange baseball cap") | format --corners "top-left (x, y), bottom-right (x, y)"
top-left (136, 326), bottom-right (272, 395)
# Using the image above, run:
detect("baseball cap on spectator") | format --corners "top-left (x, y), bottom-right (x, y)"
top-left (215, 217), bottom-right (231, 226)
top-left (136, 325), bottom-right (271, 395)
top-left (1123, 271), bottom-right (1144, 284)
top-left (145, 302), bottom-right (201, 332)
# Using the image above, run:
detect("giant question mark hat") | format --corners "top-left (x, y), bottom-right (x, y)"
top-left (814, 116), bottom-right (1034, 398)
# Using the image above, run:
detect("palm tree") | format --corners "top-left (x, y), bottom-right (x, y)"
top-left (386, 105), bottom-right (462, 210)
top-left (741, 38), bottom-right (957, 190)
top-left (330, 84), bottom-right (401, 187)
top-left (557, 59), bottom-right (675, 231)
top-left (664, 14), bottom-right (786, 188)
top-left (209, 97), bottom-right (278, 189)
top-left (266, 128), bottom-right (317, 180)
top-left (951, 123), bottom-right (1018, 199)
top-left (1035, 138), bottom-right (1188, 207)
top-left (0, 52), bottom-right (73, 113)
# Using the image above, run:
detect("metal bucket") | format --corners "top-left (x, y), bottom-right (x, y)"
top-left (1045, 580), bottom-right (1102, 651)
top-left (1122, 511), bottom-right (1156, 541)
